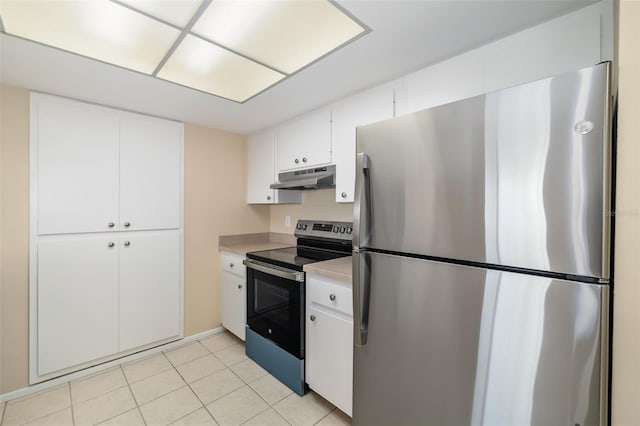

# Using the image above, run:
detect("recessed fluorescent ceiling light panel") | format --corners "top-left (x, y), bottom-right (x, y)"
top-left (0, 0), bottom-right (368, 103)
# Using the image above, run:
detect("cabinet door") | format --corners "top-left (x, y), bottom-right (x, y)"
top-left (120, 113), bottom-right (182, 231)
top-left (119, 232), bottom-right (181, 351)
top-left (37, 236), bottom-right (119, 376)
top-left (332, 85), bottom-right (395, 203)
top-left (35, 95), bottom-right (120, 234)
top-left (401, 51), bottom-right (484, 116)
top-left (247, 130), bottom-right (276, 204)
top-left (306, 306), bottom-right (353, 416)
top-left (275, 109), bottom-right (331, 172)
top-left (247, 130), bottom-right (302, 205)
top-left (220, 271), bottom-right (246, 341)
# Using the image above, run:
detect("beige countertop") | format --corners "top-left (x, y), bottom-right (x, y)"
top-left (304, 256), bottom-right (353, 285)
top-left (218, 232), bottom-right (295, 256)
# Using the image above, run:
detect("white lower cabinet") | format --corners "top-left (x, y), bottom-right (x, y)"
top-left (306, 274), bottom-right (353, 416)
top-left (35, 232), bottom-right (182, 380)
top-left (220, 252), bottom-right (247, 341)
top-left (119, 232), bottom-right (181, 351)
top-left (37, 236), bottom-right (119, 377)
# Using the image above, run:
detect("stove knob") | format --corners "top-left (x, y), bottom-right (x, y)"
top-left (303, 224), bottom-right (308, 230)
top-left (340, 227), bottom-right (346, 233)
top-left (347, 228), bottom-right (352, 234)
top-left (333, 226), bottom-right (338, 233)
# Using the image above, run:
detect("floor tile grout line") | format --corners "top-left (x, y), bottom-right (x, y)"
top-left (271, 403), bottom-right (296, 426)
top-left (94, 407), bottom-right (140, 426)
top-left (119, 365), bottom-right (147, 426)
top-left (246, 380), bottom-right (288, 407)
top-left (164, 345), bottom-right (213, 368)
top-left (4, 388), bottom-right (75, 426)
top-left (313, 408), bottom-right (336, 425)
top-left (165, 405), bottom-right (208, 426)
top-left (68, 382), bottom-right (76, 426)
top-left (238, 405), bottom-right (275, 426)
top-left (170, 365), bottom-right (220, 425)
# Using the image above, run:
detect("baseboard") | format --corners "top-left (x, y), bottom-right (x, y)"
top-left (0, 326), bottom-right (225, 403)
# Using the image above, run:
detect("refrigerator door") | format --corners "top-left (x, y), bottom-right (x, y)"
top-left (353, 251), bottom-right (607, 426)
top-left (355, 63), bottom-right (611, 280)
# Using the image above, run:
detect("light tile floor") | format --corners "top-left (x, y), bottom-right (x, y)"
top-left (0, 332), bottom-right (351, 426)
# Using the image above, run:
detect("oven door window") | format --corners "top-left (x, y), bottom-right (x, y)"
top-left (246, 268), bottom-right (304, 359)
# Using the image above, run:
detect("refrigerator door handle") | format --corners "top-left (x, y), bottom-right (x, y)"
top-left (353, 250), bottom-right (371, 346)
top-left (353, 152), bottom-right (371, 250)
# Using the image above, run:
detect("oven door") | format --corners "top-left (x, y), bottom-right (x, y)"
top-left (244, 259), bottom-right (305, 359)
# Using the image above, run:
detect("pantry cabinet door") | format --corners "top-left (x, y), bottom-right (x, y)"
top-left (35, 96), bottom-right (120, 235)
top-left (119, 232), bottom-right (182, 351)
top-left (37, 236), bottom-right (119, 376)
top-left (119, 113), bottom-right (182, 231)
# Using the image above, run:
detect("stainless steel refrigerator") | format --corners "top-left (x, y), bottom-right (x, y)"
top-left (352, 62), bottom-right (612, 426)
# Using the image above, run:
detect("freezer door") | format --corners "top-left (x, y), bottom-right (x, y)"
top-left (355, 63), bottom-right (611, 279)
top-left (353, 251), bottom-right (607, 426)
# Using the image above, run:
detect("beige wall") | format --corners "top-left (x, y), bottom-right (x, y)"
top-left (0, 87), bottom-right (271, 394)
top-left (611, 1), bottom-right (640, 424)
top-left (0, 85), bottom-right (30, 395)
top-left (270, 190), bottom-right (352, 234)
top-left (183, 123), bottom-right (270, 336)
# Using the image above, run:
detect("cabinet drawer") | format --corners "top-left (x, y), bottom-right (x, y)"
top-left (221, 253), bottom-right (246, 277)
top-left (308, 276), bottom-right (352, 316)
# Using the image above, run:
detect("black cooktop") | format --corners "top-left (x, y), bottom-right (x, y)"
top-left (247, 243), bottom-right (351, 272)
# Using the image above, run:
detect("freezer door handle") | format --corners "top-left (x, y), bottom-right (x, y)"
top-left (353, 250), bottom-right (371, 346)
top-left (353, 152), bottom-right (371, 250)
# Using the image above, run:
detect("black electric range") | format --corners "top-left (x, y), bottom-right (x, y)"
top-left (243, 220), bottom-right (353, 396)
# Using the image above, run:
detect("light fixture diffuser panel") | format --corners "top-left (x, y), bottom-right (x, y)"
top-left (0, 0), bottom-right (180, 75)
top-left (192, 0), bottom-right (366, 74)
top-left (157, 35), bottom-right (286, 103)
top-left (115, 0), bottom-right (204, 28)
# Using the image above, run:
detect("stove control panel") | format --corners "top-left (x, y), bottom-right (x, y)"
top-left (295, 220), bottom-right (353, 241)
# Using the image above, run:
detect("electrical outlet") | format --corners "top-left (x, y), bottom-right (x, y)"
top-left (285, 215), bottom-right (291, 227)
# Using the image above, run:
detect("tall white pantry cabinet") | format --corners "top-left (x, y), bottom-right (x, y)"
top-left (29, 93), bottom-right (184, 384)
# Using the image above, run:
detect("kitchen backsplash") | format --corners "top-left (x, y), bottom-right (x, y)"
top-left (270, 189), bottom-right (353, 234)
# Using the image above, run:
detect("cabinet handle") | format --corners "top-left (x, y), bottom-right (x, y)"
top-left (124, 222), bottom-right (131, 228)
top-left (229, 263), bottom-right (234, 268)
top-left (310, 314), bottom-right (316, 321)
top-left (108, 242), bottom-right (115, 248)
top-left (267, 195), bottom-right (272, 201)
top-left (302, 157), bottom-right (308, 163)
top-left (329, 293), bottom-right (336, 301)
top-left (294, 158), bottom-right (300, 164)
top-left (341, 192), bottom-right (347, 198)
top-left (238, 284), bottom-right (243, 289)
top-left (124, 241), bottom-right (131, 247)
top-left (108, 222), bottom-right (115, 228)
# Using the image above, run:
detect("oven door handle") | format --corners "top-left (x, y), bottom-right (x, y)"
top-left (243, 259), bottom-right (305, 282)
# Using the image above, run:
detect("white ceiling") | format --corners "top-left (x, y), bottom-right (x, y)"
top-left (0, 0), bottom-right (595, 135)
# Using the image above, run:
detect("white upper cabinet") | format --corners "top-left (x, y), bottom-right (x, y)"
top-left (331, 84), bottom-right (395, 203)
top-left (275, 108), bottom-right (331, 172)
top-left (35, 96), bottom-right (120, 235)
top-left (120, 113), bottom-right (182, 231)
top-left (247, 130), bottom-right (276, 204)
top-left (32, 94), bottom-right (183, 235)
top-left (247, 129), bottom-right (301, 204)
top-left (399, 52), bottom-right (484, 116)
top-left (482, 8), bottom-right (602, 92)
